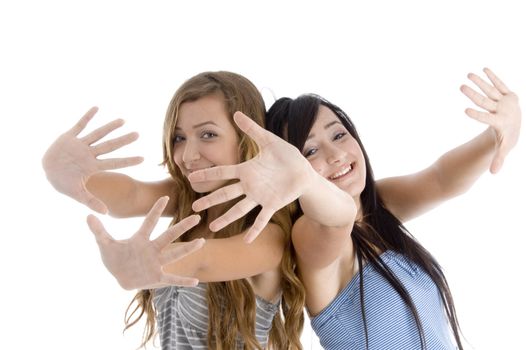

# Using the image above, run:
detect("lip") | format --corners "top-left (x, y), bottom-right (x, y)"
top-left (328, 163), bottom-right (355, 181)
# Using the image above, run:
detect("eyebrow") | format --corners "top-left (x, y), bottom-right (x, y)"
top-left (306, 120), bottom-right (342, 140)
top-left (175, 121), bottom-right (219, 130)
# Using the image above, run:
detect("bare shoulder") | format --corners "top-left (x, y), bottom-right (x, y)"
top-left (298, 240), bottom-right (355, 315)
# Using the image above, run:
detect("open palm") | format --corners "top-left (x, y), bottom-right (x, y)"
top-left (189, 112), bottom-right (314, 243)
top-left (461, 68), bottom-right (521, 173)
top-left (42, 107), bottom-right (143, 213)
top-left (87, 197), bottom-right (205, 290)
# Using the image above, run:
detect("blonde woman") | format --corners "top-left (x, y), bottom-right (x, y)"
top-left (42, 71), bottom-right (306, 349)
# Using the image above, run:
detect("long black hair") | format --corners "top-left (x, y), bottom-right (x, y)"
top-left (266, 94), bottom-right (463, 350)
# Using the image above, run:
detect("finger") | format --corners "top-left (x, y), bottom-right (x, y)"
top-left (483, 67), bottom-right (510, 95)
top-left (154, 215), bottom-right (201, 248)
top-left (81, 118), bottom-right (125, 145)
top-left (192, 183), bottom-right (244, 212)
top-left (68, 106), bottom-right (99, 136)
top-left (159, 272), bottom-right (199, 287)
top-left (159, 238), bottom-right (205, 265)
top-left (490, 141), bottom-right (510, 174)
top-left (243, 209), bottom-right (274, 244)
top-left (137, 196), bottom-right (170, 239)
top-left (460, 85), bottom-right (498, 112)
top-left (98, 156), bottom-right (145, 171)
top-left (77, 182), bottom-right (109, 213)
top-left (86, 214), bottom-right (114, 245)
top-left (490, 153), bottom-right (504, 174)
top-left (467, 73), bottom-right (502, 101)
top-left (464, 108), bottom-right (494, 126)
top-left (83, 192), bottom-right (109, 214)
top-left (209, 198), bottom-right (258, 232)
top-left (233, 111), bottom-right (273, 148)
top-left (188, 164), bottom-right (240, 183)
top-left (92, 132), bottom-right (139, 156)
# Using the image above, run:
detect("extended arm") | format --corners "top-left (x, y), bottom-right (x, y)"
top-left (87, 197), bottom-right (285, 290)
top-left (86, 174), bottom-right (176, 217)
top-left (290, 168), bottom-right (357, 268)
top-left (378, 68), bottom-right (521, 222)
top-left (162, 223), bottom-right (285, 283)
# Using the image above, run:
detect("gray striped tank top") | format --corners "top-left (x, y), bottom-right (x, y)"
top-left (153, 283), bottom-right (279, 349)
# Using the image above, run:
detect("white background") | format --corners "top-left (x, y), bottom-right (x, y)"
top-left (1, 1), bottom-right (525, 349)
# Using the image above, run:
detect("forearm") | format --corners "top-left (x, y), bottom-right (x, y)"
top-left (299, 169), bottom-right (357, 228)
top-left (85, 172), bottom-right (139, 217)
top-left (435, 127), bottom-right (497, 198)
top-left (86, 173), bottom-right (176, 217)
top-left (163, 226), bottom-right (284, 282)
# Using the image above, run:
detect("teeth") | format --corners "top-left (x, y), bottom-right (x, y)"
top-left (329, 165), bottom-right (353, 180)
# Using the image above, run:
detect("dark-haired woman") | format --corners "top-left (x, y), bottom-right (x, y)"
top-left (190, 68), bottom-right (521, 349)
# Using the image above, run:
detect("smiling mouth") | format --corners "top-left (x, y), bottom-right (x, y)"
top-left (328, 163), bottom-right (354, 180)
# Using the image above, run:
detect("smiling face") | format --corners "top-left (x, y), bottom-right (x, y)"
top-left (172, 93), bottom-right (240, 193)
top-left (301, 105), bottom-right (367, 200)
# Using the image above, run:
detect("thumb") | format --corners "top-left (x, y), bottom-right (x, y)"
top-left (233, 111), bottom-right (270, 147)
top-left (490, 153), bottom-right (504, 174)
top-left (86, 214), bottom-right (113, 244)
top-left (80, 187), bottom-right (109, 214)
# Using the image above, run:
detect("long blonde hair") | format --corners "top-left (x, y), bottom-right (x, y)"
top-left (124, 71), bottom-right (305, 349)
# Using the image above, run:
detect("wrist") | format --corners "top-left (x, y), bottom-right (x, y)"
top-left (300, 163), bottom-right (322, 198)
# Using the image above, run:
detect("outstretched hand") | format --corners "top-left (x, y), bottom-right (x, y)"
top-left (461, 68), bottom-right (521, 174)
top-left (42, 107), bottom-right (144, 213)
top-left (188, 112), bottom-right (314, 243)
top-left (86, 196), bottom-right (205, 290)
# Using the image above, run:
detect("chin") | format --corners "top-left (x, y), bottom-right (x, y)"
top-left (343, 181), bottom-right (366, 198)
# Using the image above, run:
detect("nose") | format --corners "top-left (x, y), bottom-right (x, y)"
top-left (181, 140), bottom-right (200, 165)
top-left (326, 143), bottom-right (346, 165)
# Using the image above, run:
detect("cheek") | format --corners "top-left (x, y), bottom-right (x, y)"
top-left (308, 159), bottom-right (324, 175)
top-left (226, 140), bottom-right (241, 164)
top-left (172, 149), bottom-right (183, 167)
top-left (351, 140), bottom-right (363, 155)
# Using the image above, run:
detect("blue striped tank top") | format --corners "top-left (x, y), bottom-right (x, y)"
top-left (153, 283), bottom-right (279, 349)
top-left (311, 250), bottom-right (457, 349)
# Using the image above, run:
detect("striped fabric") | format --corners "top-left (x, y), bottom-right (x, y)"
top-left (153, 283), bottom-right (279, 349)
top-left (311, 251), bottom-right (457, 350)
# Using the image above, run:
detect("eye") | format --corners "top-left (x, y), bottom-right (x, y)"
top-left (333, 131), bottom-right (347, 141)
top-left (173, 135), bottom-right (185, 145)
top-left (303, 148), bottom-right (317, 158)
top-left (201, 131), bottom-right (217, 139)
